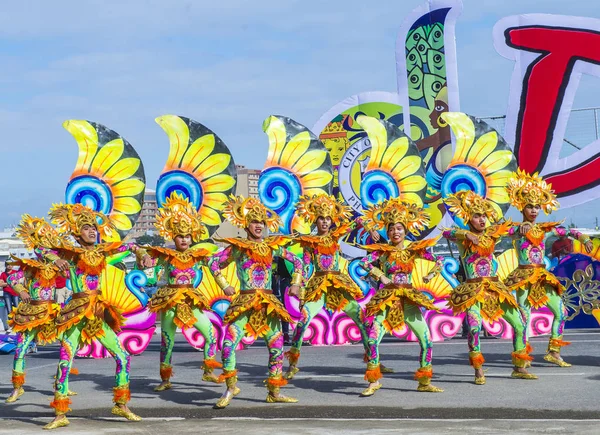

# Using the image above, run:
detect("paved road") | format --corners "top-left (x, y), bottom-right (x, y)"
top-left (0, 329), bottom-right (599, 433)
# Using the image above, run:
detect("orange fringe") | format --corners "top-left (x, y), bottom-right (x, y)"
top-left (285, 349), bottom-right (300, 365)
top-left (113, 386), bottom-right (131, 405)
top-left (50, 396), bottom-right (72, 414)
top-left (12, 373), bottom-right (25, 388)
top-left (266, 376), bottom-right (288, 387)
top-left (414, 367), bottom-right (433, 381)
top-left (364, 365), bottom-right (382, 383)
top-left (550, 338), bottom-right (571, 348)
top-left (203, 359), bottom-right (223, 369)
top-left (76, 257), bottom-right (106, 276)
top-left (526, 342), bottom-right (534, 354)
top-left (160, 365), bottom-right (172, 381)
top-left (217, 370), bottom-right (238, 383)
top-left (469, 353), bottom-right (485, 369)
top-left (512, 350), bottom-right (534, 367)
top-left (69, 367), bottom-right (79, 375)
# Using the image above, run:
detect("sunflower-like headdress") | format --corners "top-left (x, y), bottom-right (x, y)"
top-left (506, 169), bottom-right (559, 214)
top-left (15, 214), bottom-right (64, 250)
top-left (443, 191), bottom-right (499, 224)
top-left (155, 192), bottom-right (207, 242)
top-left (222, 195), bottom-right (282, 232)
top-left (49, 203), bottom-right (116, 241)
top-left (362, 198), bottom-right (430, 236)
top-left (296, 193), bottom-right (353, 227)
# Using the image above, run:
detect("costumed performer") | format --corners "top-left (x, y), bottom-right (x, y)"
top-left (40, 204), bottom-right (141, 429)
top-left (358, 198), bottom-right (444, 396)
top-left (284, 193), bottom-right (369, 380)
top-left (442, 191), bottom-right (536, 385)
top-left (209, 195), bottom-right (302, 408)
top-left (504, 170), bottom-right (593, 367)
top-left (138, 192), bottom-right (222, 391)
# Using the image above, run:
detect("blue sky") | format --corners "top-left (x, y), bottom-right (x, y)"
top-left (1, 0), bottom-right (600, 228)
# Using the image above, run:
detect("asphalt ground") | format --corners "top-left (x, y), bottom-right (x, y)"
top-left (0, 329), bottom-right (599, 433)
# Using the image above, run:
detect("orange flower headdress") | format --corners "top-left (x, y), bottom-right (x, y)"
top-left (222, 195), bottom-right (282, 232)
top-left (506, 169), bottom-right (559, 214)
top-left (49, 203), bottom-right (116, 241)
top-left (362, 198), bottom-right (430, 236)
top-left (155, 192), bottom-right (207, 242)
top-left (296, 193), bottom-right (353, 227)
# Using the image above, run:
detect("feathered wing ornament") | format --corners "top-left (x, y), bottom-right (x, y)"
top-left (155, 115), bottom-right (237, 239)
top-left (63, 120), bottom-right (146, 241)
top-left (355, 115), bottom-right (427, 209)
top-left (439, 112), bottom-right (517, 228)
top-left (259, 115), bottom-right (333, 234)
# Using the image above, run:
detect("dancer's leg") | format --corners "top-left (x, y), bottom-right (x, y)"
top-left (545, 287), bottom-right (571, 366)
top-left (191, 307), bottom-right (221, 381)
top-left (214, 313), bottom-right (248, 409)
top-left (501, 302), bottom-right (537, 379)
top-left (466, 303), bottom-right (485, 384)
top-left (6, 330), bottom-right (36, 402)
top-left (405, 304), bottom-right (442, 392)
top-left (285, 295), bottom-right (325, 377)
top-left (156, 308), bottom-right (177, 391)
top-left (264, 316), bottom-right (296, 403)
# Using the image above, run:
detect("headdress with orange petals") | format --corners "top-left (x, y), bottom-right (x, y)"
top-left (222, 195), bottom-right (282, 232)
top-left (155, 192), bottom-right (207, 242)
top-left (506, 169), bottom-right (559, 214)
top-left (49, 203), bottom-right (116, 241)
top-left (296, 193), bottom-right (352, 227)
top-left (443, 191), bottom-right (499, 224)
top-left (362, 198), bottom-right (430, 236)
top-left (16, 214), bottom-right (64, 250)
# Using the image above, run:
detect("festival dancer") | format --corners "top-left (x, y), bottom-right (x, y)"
top-left (209, 195), bottom-right (303, 408)
top-left (442, 191), bottom-right (536, 385)
top-left (40, 204), bottom-right (141, 429)
top-left (138, 192), bottom-right (221, 391)
top-left (504, 170), bottom-right (593, 366)
top-left (5, 216), bottom-right (72, 403)
top-left (284, 193), bottom-right (369, 380)
top-left (358, 198), bottom-right (443, 396)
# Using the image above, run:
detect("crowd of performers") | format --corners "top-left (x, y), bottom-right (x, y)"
top-left (3, 168), bottom-right (593, 430)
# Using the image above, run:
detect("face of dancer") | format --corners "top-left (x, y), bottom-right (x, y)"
top-left (469, 213), bottom-right (487, 233)
top-left (387, 223), bottom-right (406, 245)
top-left (523, 204), bottom-right (540, 223)
top-left (174, 234), bottom-right (192, 251)
top-left (247, 220), bottom-right (264, 241)
top-left (316, 216), bottom-right (332, 235)
top-left (79, 224), bottom-right (98, 246)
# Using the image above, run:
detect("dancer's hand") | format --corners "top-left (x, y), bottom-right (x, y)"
top-left (466, 233), bottom-right (480, 245)
top-left (520, 223), bottom-right (532, 235)
top-left (289, 284), bottom-right (301, 297)
top-left (380, 276), bottom-right (392, 286)
top-left (223, 286), bottom-right (236, 296)
top-left (370, 230), bottom-right (381, 242)
top-left (423, 274), bottom-right (434, 284)
top-left (54, 259), bottom-right (70, 272)
top-left (141, 254), bottom-right (153, 268)
top-left (585, 240), bottom-right (594, 253)
top-left (19, 291), bottom-right (31, 303)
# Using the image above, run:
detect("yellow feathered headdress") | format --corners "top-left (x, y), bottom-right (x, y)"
top-left (443, 191), bottom-right (499, 224)
top-left (296, 193), bottom-right (353, 227)
top-left (155, 192), bottom-right (207, 242)
top-left (506, 169), bottom-right (559, 214)
top-left (15, 214), bottom-right (64, 250)
top-left (222, 195), bottom-right (282, 232)
top-left (49, 203), bottom-right (116, 241)
top-left (362, 198), bottom-right (430, 236)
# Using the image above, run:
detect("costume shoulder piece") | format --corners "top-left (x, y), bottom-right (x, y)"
top-left (216, 236), bottom-right (289, 264)
top-left (407, 237), bottom-right (439, 251)
top-left (16, 215), bottom-right (64, 251)
top-left (358, 243), bottom-right (398, 253)
top-left (61, 120), bottom-right (146, 241)
top-left (145, 246), bottom-right (213, 269)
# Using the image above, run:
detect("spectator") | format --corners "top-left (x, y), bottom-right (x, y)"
top-left (55, 276), bottom-right (71, 306)
top-left (0, 263), bottom-right (20, 315)
top-left (0, 289), bottom-right (7, 332)
top-left (272, 256), bottom-right (291, 344)
top-left (135, 257), bottom-right (161, 298)
top-left (551, 234), bottom-right (573, 260)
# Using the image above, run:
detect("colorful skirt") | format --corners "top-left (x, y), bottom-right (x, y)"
top-left (505, 264), bottom-right (565, 309)
top-left (225, 289), bottom-right (291, 339)
top-left (304, 271), bottom-right (363, 312)
top-left (55, 291), bottom-right (125, 343)
top-left (148, 284), bottom-right (210, 329)
top-left (366, 283), bottom-right (437, 332)
top-left (449, 277), bottom-right (517, 323)
top-left (9, 300), bottom-right (61, 344)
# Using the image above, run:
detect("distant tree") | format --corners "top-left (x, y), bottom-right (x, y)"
top-left (136, 234), bottom-right (165, 247)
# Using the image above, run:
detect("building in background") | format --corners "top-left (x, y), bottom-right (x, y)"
top-left (214, 165), bottom-right (261, 239)
top-left (0, 228), bottom-right (34, 263)
top-left (131, 188), bottom-right (158, 238)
